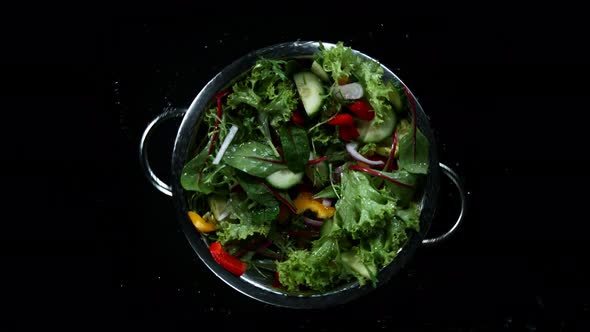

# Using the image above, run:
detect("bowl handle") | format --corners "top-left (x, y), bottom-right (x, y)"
top-left (139, 107), bottom-right (187, 197)
top-left (421, 162), bottom-right (467, 246)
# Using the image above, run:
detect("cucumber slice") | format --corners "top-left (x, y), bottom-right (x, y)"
top-left (311, 61), bottom-right (330, 82)
top-left (294, 72), bottom-right (324, 117)
top-left (356, 109), bottom-right (397, 143)
top-left (266, 169), bottom-right (304, 190)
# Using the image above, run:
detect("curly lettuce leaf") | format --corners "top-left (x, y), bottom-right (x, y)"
top-left (227, 58), bottom-right (297, 129)
top-left (353, 59), bottom-right (397, 125)
top-left (333, 169), bottom-right (398, 239)
top-left (276, 236), bottom-right (346, 292)
top-left (216, 193), bottom-right (278, 245)
top-left (315, 42), bottom-right (358, 83)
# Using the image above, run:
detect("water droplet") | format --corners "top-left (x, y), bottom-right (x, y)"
top-left (204, 45), bottom-right (208, 49)
top-left (405, 33), bottom-right (409, 39)
top-left (467, 191), bottom-right (471, 195)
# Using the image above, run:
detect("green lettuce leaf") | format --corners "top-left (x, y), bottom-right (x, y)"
top-left (315, 42), bottom-right (358, 83)
top-left (353, 59), bottom-right (397, 125)
top-left (333, 169), bottom-right (398, 239)
top-left (276, 236), bottom-right (346, 292)
top-left (216, 193), bottom-right (278, 245)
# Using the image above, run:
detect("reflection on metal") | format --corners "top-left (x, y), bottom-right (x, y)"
top-left (422, 163), bottom-right (466, 245)
top-left (139, 107), bottom-right (187, 196)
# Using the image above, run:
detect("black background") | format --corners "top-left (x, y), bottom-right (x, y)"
top-left (5, 15), bottom-right (590, 328)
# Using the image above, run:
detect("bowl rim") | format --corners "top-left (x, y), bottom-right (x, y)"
top-left (169, 41), bottom-right (440, 308)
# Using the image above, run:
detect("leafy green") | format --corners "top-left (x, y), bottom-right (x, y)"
top-left (236, 172), bottom-right (277, 207)
top-left (180, 143), bottom-right (233, 194)
top-left (223, 141), bottom-right (287, 178)
top-left (315, 42), bottom-right (358, 83)
top-left (333, 168), bottom-right (398, 239)
top-left (277, 125), bottom-right (310, 173)
top-left (380, 169), bottom-right (419, 207)
top-left (276, 236), bottom-right (345, 292)
top-left (216, 192), bottom-right (278, 245)
top-left (227, 58), bottom-right (298, 129)
top-left (397, 127), bottom-right (430, 174)
top-left (353, 59), bottom-right (397, 125)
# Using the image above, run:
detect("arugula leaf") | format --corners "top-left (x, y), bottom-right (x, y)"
top-left (397, 127), bottom-right (429, 174)
top-left (333, 169), bottom-right (398, 239)
top-left (224, 141), bottom-right (287, 178)
top-left (277, 125), bottom-right (310, 173)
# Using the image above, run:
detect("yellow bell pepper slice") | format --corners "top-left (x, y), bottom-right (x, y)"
top-left (188, 211), bottom-right (217, 233)
top-left (293, 192), bottom-right (335, 219)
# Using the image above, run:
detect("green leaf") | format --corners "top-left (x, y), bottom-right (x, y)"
top-left (216, 193), bottom-right (279, 245)
top-left (380, 170), bottom-right (418, 207)
top-left (315, 41), bottom-right (359, 83)
top-left (276, 237), bottom-right (346, 292)
top-left (236, 172), bottom-right (277, 207)
top-left (395, 202), bottom-right (421, 231)
top-left (224, 141), bottom-right (287, 178)
top-left (333, 169), bottom-right (398, 239)
top-left (180, 144), bottom-right (232, 194)
top-left (278, 125), bottom-right (310, 173)
top-left (397, 128), bottom-right (430, 174)
top-left (181, 146), bottom-right (212, 193)
top-left (353, 59), bottom-right (398, 126)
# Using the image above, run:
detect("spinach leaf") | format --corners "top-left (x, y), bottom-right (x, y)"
top-left (278, 125), bottom-right (310, 173)
top-left (397, 127), bottom-right (429, 174)
top-left (236, 172), bottom-right (277, 207)
top-left (224, 141), bottom-right (287, 178)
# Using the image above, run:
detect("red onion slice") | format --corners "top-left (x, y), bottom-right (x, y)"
top-left (303, 216), bottom-right (324, 228)
top-left (346, 142), bottom-right (385, 166)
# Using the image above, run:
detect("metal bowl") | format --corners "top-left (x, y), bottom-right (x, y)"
top-left (140, 41), bottom-right (466, 309)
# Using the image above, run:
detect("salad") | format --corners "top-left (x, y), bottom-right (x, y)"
top-left (181, 42), bottom-right (430, 292)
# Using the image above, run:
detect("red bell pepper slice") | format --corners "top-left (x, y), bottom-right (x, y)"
top-left (209, 242), bottom-right (247, 276)
top-left (327, 113), bottom-right (355, 126)
top-left (291, 110), bottom-right (305, 125)
top-left (338, 125), bottom-right (360, 141)
top-left (347, 101), bottom-right (375, 121)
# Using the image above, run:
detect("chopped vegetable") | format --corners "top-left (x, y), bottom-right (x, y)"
top-left (188, 211), bottom-right (217, 233)
top-left (293, 192), bottom-right (336, 219)
top-left (345, 142), bottom-right (385, 166)
top-left (209, 242), bottom-right (248, 276)
top-left (181, 42), bottom-right (429, 292)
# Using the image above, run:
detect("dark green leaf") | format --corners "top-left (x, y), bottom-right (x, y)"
top-left (398, 128), bottom-right (430, 174)
top-left (236, 172), bottom-right (277, 207)
top-left (278, 125), bottom-right (310, 173)
top-left (181, 146), bottom-right (212, 192)
top-left (224, 141), bottom-right (287, 178)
